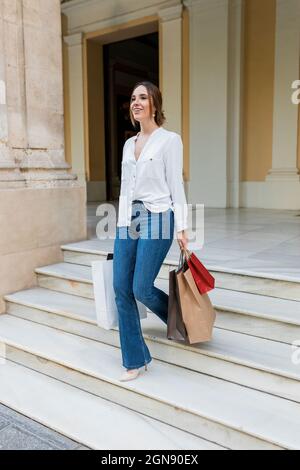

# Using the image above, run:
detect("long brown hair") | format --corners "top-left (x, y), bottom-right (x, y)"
top-left (129, 81), bottom-right (166, 128)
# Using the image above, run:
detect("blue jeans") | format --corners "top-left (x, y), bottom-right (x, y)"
top-left (113, 200), bottom-right (175, 370)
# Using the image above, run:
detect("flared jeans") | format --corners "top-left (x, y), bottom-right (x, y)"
top-left (113, 200), bottom-right (175, 370)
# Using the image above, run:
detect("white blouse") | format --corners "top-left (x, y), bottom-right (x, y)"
top-left (117, 126), bottom-right (188, 232)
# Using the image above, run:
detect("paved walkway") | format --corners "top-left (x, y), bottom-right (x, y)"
top-left (0, 404), bottom-right (89, 450)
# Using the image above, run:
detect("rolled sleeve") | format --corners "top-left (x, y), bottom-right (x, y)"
top-left (164, 133), bottom-right (188, 232)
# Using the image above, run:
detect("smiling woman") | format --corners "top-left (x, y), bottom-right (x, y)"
top-left (129, 80), bottom-right (166, 129)
top-left (113, 80), bottom-right (189, 382)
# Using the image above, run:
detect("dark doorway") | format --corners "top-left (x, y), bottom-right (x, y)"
top-left (103, 32), bottom-right (159, 201)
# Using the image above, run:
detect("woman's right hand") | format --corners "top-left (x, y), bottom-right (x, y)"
top-left (177, 230), bottom-right (189, 251)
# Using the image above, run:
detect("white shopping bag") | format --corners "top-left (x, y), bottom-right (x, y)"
top-left (91, 258), bottom-right (147, 330)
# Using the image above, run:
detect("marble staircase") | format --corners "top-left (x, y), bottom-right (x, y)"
top-left (1, 239), bottom-right (300, 450)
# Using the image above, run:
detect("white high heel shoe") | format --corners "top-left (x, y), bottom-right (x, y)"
top-left (119, 364), bottom-right (148, 382)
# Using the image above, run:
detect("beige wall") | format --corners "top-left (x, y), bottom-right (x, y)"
top-left (86, 40), bottom-right (106, 182)
top-left (242, 0), bottom-right (276, 182)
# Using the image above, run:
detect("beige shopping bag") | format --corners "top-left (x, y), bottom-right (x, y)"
top-left (176, 257), bottom-right (216, 344)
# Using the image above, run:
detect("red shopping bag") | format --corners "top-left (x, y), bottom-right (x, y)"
top-left (180, 248), bottom-right (215, 294)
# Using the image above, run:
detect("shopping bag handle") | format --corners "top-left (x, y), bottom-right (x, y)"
top-left (178, 249), bottom-right (184, 270)
top-left (178, 246), bottom-right (192, 271)
top-left (181, 246), bottom-right (192, 261)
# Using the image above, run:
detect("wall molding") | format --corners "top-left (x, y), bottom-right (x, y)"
top-left (183, 0), bottom-right (229, 14)
top-left (158, 4), bottom-right (183, 22)
top-left (63, 32), bottom-right (83, 47)
top-left (62, 0), bottom-right (181, 34)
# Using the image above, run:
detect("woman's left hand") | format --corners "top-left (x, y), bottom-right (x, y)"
top-left (177, 230), bottom-right (189, 251)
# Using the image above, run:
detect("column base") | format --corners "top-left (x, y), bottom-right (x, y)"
top-left (0, 168), bottom-right (81, 189)
top-left (20, 168), bottom-right (79, 189)
top-left (0, 184), bottom-right (87, 313)
top-left (0, 148), bottom-right (81, 187)
top-left (0, 168), bottom-right (26, 188)
top-left (265, 168), bottom-right (300, 182)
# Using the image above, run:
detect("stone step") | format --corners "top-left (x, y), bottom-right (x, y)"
top-left (0, 314), bottom-right (299, 450)
top-left (33, 262), bottom-right (300, 344)
top-left (4, 289), bottom-right (300, 404)
top-left (61, 240), bottom-right (300, 301)
top-left (36, 262), bottom-right (94, 298)
top-left (0, 360), bottom-right (220, 450)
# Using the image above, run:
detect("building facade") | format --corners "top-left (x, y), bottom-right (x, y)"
top-left (0, 0), bottom-right (299, 308)
top-left (62, 0), bottom-right (300, 209)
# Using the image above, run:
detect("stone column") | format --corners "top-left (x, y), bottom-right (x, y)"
top-left (0, 0), bottom-right (86, 313)
top-left (63, 32), bottom-right (86, 185)
top-left (227, 0), bottom-right (244, 208)
top-left (266, 0), bottom-right (300, 182)
top-left (157, 4), bottom-right (183, 135)
top-left (16, 0), bottom-right (77, 186)
top-left (183, 0), bottom-right (230, 207)
top-left (0, 0), bottom-right (24, 187)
